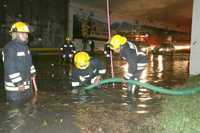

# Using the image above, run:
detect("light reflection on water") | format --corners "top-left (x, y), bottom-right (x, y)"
top-left (0, 52), bottom-right (190, 132)
top-left (1, 53), bottom-right (190, 108)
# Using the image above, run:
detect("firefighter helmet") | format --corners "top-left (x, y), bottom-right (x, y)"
top-left (9, 21), bottom-right (30, 33)
top-left (109, 34), bottom-right (127, 50)
top-left (74, 51), bottom-right (90, 69)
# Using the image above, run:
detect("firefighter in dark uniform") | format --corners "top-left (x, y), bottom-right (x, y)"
top-left (71, 51), bottom-right (106, 93)
top-left (2, 21), bottom-right (37, 102)
top-left (61, 37), bottom-right (76, 63)
top-left (109, 34), bottom-right (147, 93)
top-left (104, 42), bottom-right (111, 62)
top-left (88, 40), bottom-right (95, 55)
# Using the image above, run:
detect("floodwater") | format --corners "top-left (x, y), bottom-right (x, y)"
top-left (0, 52), bottom-right (189, 133)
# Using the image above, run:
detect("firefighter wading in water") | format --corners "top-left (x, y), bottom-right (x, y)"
top-left (61, 37), bottom-right (76, 63)
top-left (71, 51), bottom-right (106, 93)
top-left (2, 21), bottom-right (37, 102)
top-left (109, 34), bottom-right (147, 93)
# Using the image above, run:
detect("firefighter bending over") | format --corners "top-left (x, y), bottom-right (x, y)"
top-left (71, 51), bottom-right (106, 93)
top-left (109, 34), bottom-right (147, 93)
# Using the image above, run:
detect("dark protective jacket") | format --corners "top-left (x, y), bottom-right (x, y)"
top-left (2, 39), bottom-right (36, 91)
top-left (62, 42), bottom-right (76, 60)
top-left (71, 58), bottom-right (106, 87)
top-left (119, 41), bottom-right (147, 80)
top-left (104, 43), bottom-right (111, 58)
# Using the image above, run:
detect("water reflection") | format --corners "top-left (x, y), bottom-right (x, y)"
top-left (71, 91), bottom-right (91, 104)
top-left (0, 53), bottom-right (190, 132)
top-left (0, 100), bottom-right (37, 133)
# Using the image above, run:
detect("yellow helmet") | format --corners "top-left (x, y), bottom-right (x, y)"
top-left (9, 21), bottom-right (30, 33)
top-left (109, 35), bottom-right (127, 50)
top-left (74, 51), bottom-right (90, 69)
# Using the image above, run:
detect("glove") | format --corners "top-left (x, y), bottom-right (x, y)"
top-left (17, 84), bottom-right (25, 92)
top-left (128, 84), bottom-right (136, 94)
top-left (91, 75), bottom-right (101, 86)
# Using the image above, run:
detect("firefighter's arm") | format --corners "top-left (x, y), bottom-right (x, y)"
top-left (92, 58), bottom-right (106, 75)
top-left (30, 64), bottom-right (38, 92)
top-left (71, 70), bottom-right (81, 87)
top-left (28, 48), bottom-right (38, 93)
top-left (92, 59), bottom-right (106, 86)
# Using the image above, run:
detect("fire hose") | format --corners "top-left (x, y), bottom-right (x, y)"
top-left (84, 78), bottom-right (200, 96)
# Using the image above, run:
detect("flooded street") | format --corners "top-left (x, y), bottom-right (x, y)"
top-left (0, 52), bottom-right (190, 133)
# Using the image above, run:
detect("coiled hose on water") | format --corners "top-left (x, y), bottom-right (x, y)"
top-left (84, 78), bottom-right (200, 96)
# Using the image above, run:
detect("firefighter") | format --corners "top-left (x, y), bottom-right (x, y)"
top-left (71, 51), bottom-right (106, 93)
top-left (61, 37), bottom-right (76, 63)
top-left (88, 40), bottom-right (95, 55)
top-left (103, 42), bottom-right (111, 62)
top-left (2, 21), bottom-right (37, 102)
top-left (109, 34), bottom-right (147, 93)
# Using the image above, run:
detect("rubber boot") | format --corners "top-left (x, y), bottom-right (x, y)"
top-left (127, 84), bottom-right (136, 94)
top-left (127, 87), bottom-right (137, 112)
